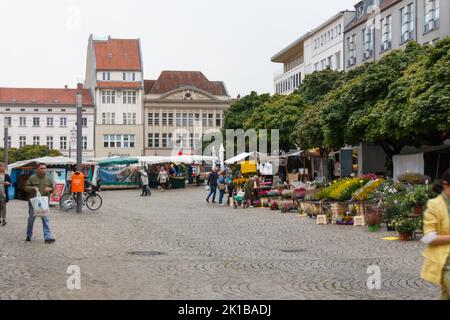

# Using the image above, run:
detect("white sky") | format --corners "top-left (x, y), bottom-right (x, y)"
top-left (0, 0), bottom-right (357, 97)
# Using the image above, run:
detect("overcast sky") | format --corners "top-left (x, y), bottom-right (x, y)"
top-left (0, 0), bottom-right (357, 97)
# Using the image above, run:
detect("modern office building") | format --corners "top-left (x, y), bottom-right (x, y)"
top-left (0, 86), bottom-right (95, 159)
top-left (144, 71), bottom-right (231, 156)
top-left (84, 35), bottom-right (145, 157)
top-left (272, 11), bottom-right (355, 95)
top-left (344, 0), bottom-right (448, 70)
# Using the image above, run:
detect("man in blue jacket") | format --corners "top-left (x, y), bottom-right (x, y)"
top-left (206, 168), bottom-right (219, 204)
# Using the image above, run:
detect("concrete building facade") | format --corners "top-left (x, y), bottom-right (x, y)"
top-left (84, 35), bottom-right (145, 157)
top-left (144, 71), bottom-right (231, 156)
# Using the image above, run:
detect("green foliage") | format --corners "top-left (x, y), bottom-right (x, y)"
top-left (296, 69), bottom-right (344, 105)
top-left (0, 145), bottom-right (63, 164)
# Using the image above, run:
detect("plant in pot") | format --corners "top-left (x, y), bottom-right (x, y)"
top-left (391, 216), bottom-right (421, 241)
top-left (403, 185), bottom-right (432, 216)
top-left (269, 200), bottom-right (279, 211)
top-left (366, 211), bottom-right (383, 232)
top-left (281, 202), bottom-right (291, 213)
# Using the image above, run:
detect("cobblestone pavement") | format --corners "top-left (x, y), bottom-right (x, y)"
top-left (0, 187), bottom-right (440, 300)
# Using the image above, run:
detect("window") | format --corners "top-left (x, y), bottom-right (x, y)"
top-left (33, 136), bottom-right (40, 146)
top-left (60, 117), bottom-right (67, 127)
top-left (327, 56), bottom-right (333, 69)
top-left (123, 113), bottom-right (137, 125)
top-left (19, 136), bottom-right (26, 148)
top-left (122, 72), bottom-right (136, 81)
top-left (154, 134), bottom-right (160, 148)
top-left (182, 113), bottom-right (188, 126)
top-left (362, 25), bottom-right (374, 60)
top-left (188, 113), bottom-right (194, 126)
top-left (381, 15), bottom-right (393, 51)
top-left (102, 72), bottom-right (110, 81)
top-left (20, 108), bottom-right (25, 112)
top-left (216, 113), bottom-right (221, 127)
top-left (104, 135), bottom-right (135, 148)
top-left (202, 113), bottom-right (207, 127)
top-left (162, 133), bottom-right (168, 148)
top-left (82, 118), bottom-right (87, 127)
top-left (208, 114), bottom-right (214, 127)
top-left (82, 136), bottom-right (87, 150)
top-left (123, 91), bottom-right (137, 104)
top-left (46, 136), bottom-right (53, 149)
top-left (176, 113), bottom-right (182, 126)
top-left (102, 113), bottom-right (115, 125)
top-left (48, 109), bottom-right (53, 112)
top-left (154, 113), bottom-right (160, 126)
top-left (60, 136), bottom-right (67, 150)
top-left (47, 117), bottom-right (54, 127)
top-left (424, 0), bottom-right (440, 33)
top-left (148, 113), bottom-right (154, 125)
top-left (33, 117), bottom-right (40, 127)
top-left (101, 91), bottom-right (115, 104)
top-left (400, 4), bottom-right (414, 44)
top-left (148, 133), bottom-right (153, 148)
top-left (4, 117), bottom-right (11, 126)
top-left (168, 113), bottom-right (174, 126)
top-left (162, 113), bottom-right (168, 125)
top-left (347, 34), bottom-right (357, 67)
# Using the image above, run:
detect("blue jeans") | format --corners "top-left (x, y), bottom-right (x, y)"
top-left (218, 189), bottom-right (225, 205)
top-left (27, 205), bottom-right (53, 240)
top-left (207, 186), bottom-right (217, 202)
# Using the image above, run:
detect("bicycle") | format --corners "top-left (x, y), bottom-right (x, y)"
top-left (60, 185), bottom-right (103, 211)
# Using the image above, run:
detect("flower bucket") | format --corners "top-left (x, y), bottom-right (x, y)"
top-left (398, 232), bottom-right (413, 241)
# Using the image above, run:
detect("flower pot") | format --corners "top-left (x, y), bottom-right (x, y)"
top-left (367, 224), bottom-right (381, 232)
top-left (398, 232), bottom-right (413, 241)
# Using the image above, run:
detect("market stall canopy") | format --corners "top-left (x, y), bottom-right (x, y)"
top-left (8, 156), bottom-right (77, 173)
top-left (137, 155), bottom-right (219, 165)
top-left (98, 157), bottom-right (139, 166)
top-left (225, 152), bottom-right (269, 164)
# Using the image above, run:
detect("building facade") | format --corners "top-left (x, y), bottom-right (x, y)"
top-left (144, 71), bottom-right (231, 156)
top-left (272, 11), bottom-right (355, 95)
top-left (0, 86), bottom-right (95, 159)
top-left (84, 35), bottom-right (145, 158)
top-left (344, 0), bottom-right (449, 70)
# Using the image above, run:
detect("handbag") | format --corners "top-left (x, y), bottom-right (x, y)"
top-left (30, 190), bottom-right (50, 217)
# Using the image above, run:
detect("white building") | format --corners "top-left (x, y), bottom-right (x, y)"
top-left (272, 11), bottom-right (356, 95)
top-left (0, 85), bottom-right (95, 159)
top-left (84, 35), bottom-right (145, 158)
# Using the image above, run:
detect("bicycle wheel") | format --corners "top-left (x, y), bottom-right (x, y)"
top-left (85, 194), bottom-right (103, 211)
top-left (60, 193), bottom-right (76, 211)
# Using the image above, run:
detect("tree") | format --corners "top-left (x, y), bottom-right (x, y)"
top-left (0, 145), bottom-right (63, 164)
top-left (296, 69), bottom-right (344, 105)
top-left (223, 91), bottom-right (271, 130)
top-left (244, 93), bottom-right (305, 152)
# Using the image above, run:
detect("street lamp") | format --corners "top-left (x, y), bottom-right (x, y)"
top-left (69, 126), bottom-right (77, 159)
top-left (76, 84), bottom-right (83, 213)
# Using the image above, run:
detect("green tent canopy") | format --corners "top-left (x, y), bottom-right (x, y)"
top-left (98, 157), bottom-right (139, 166)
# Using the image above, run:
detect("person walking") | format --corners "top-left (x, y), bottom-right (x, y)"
top-left (421, 168), bottom-right (450, 300)
top-left (217, 171), bottom-right (227, 206)
top-left (206, 168), bottom-right (219, 204)
top-left (157, 167), bottom-right (169, 192)
top-left (0, 163), bottom-right (11, 226)
top-left (244, 176), bottom-right (258, 208)
top-left (140, 170), bottom-right (150, 196)
top-left (24, 163), bottom-right (55, 244)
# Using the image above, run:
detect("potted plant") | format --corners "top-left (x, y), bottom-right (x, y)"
top-left (366, 211), bottom-right (382, 232)
top-left (269, 200), bottom-right (279, 211)
top-left (403, 185), bottom-right (432, 216)
top-left (281, 202), bottom-right (291, 213)
top-left (390, 217), bottom-right (420, 241)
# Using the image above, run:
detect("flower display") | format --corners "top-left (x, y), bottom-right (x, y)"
top-left (352, 178), bottom-right (385, 201)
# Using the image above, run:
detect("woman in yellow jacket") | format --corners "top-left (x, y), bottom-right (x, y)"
top-left (421, 168), bottom-right (450, 300)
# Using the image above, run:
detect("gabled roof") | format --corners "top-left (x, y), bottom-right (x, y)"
top-left (145, 71), bottom-right (229, 97)
top-left (0, 87), bottom-right (94, 106)
top-left (93, 38), bottom-right (142, 71)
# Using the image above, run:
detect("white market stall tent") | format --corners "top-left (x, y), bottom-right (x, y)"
top-left (8, 156), bottom-right (77, 173)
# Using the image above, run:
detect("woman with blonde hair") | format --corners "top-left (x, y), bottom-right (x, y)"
top-left (421, 168), bottom-right (450, 300)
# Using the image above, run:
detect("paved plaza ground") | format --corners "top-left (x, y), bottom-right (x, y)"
top-left (0, 187), bottom-right (440, 300)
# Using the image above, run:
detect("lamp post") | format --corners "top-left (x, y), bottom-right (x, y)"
top-left (76, 84), bottom-right (83, 213)
top-left (3, 120), bottom-right (10, 165)
top-left (69, 126), bottom-right (76, 159)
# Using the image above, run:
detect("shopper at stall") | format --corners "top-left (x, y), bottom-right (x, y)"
top-left (217, 171), bottom-right (227, 206)
top-left (0, 163), bottom-right (11, 226)
top-left (226, 171), bottom-right (235, 206)
top-left (157, 167), bottom-right (169, 192)
top-left (206, 168), bottom-right (219, 204)
top-left (140, 170), bottom-right (150, 197)
top-left (421, 168), bottom-right (450, 300)
top-left (24, 163), bottom-right (55, 244)
top-left (244, 176), bottom-right (258, 208)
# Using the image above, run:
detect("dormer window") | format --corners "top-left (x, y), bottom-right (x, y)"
top-left (102, 72), bottom-right (111, 81)
top-left (123, 72), bottom-right (136, 81)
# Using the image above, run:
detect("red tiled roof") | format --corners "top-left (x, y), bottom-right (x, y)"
top-left (144, 80), bottom-right (155, 93)
top-left (93, 38), bottom-right (142, 71)
top-left (97, 81), bottom-right (142, 89)
top-left (0, 87), bottom-right (94, 106)
top-left (146, 71), bottom-right (228, 96)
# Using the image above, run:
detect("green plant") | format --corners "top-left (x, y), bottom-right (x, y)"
top-left (397, 173), bottom-right (429, 185)
top-left (390, 217), bottom-right (421, 233)
top-left (403, 185), bottom-right (433, 208)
